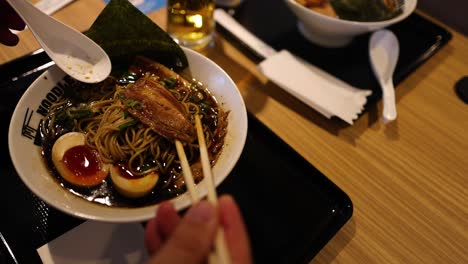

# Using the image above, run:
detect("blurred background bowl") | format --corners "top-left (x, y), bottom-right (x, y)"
top-left (285, 0), bottom-right (417, 47)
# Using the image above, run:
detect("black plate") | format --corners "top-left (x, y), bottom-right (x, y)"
top-left (217, 0), bottom-right (452, 108)
top-left (0, 54), bottom-right (352, 263)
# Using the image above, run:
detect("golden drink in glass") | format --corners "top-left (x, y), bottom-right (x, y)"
top-left (167, 0), bottom-right (215, 48)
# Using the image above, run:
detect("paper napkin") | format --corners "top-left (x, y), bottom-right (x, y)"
top-left (258, 50), bottom-right (372, 124)
top-left (37, 221), bottom-right (149, 264)
top-left (214, 9), bottom-right (372, 125)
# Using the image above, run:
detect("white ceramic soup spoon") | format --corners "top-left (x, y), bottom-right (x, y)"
top-left (369, 29), bottom-right (399, 123)
top-left (6, 0), bottom-right (111, 83)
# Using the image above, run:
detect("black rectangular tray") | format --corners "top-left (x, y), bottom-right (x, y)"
top-left (0, 53), bottom-right (352, 264)
top-left (0, 1), bottom-right (452, 261)
top-left (217, 0), bottom-right (452, 109)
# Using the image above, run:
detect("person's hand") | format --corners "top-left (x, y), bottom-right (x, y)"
top-left (0, 0), bottom-right (25, 46)
top-left (145, 194), bottom-right (252, 264)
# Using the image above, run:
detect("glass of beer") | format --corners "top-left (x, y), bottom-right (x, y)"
top-left (167, 0), bottom-right (216, 49)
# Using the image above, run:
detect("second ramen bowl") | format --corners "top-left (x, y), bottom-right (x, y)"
top-left (8, 48), bottom-right (248, 222)
top-left (285, 0), bottom-right (417, 47)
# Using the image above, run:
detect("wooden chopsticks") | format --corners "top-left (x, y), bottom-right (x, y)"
top-left (174, 115), bottom-right (231, 264)
top-left (175, 140), bottom-right (199, 204)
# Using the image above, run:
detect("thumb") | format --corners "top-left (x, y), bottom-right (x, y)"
top-left (148, 200), bottom-right (218, 264)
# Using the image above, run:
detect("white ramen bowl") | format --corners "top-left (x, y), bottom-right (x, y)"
top-left (285, 0), bottom-right (417, 47)
top-left (8, 47), bottom-right (248, 223)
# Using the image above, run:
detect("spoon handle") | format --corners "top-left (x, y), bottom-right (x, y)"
top-left (381, 79), bottom-right (397, 123)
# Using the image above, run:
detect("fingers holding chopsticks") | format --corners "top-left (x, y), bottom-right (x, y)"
top-left (145, 201), bottom-right (181, 255)
top-left (146, 114), bottom-right (252, 263)
top-left (145, 195), bottom-right (253, 264)
top-left (219, 196), bottom-right (252, 264)
top-left (147, 200), bottom-right (218, 264)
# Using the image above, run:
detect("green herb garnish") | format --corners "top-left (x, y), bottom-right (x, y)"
top-left (199, 102), bottom-right (209, 108)
top-left (56, 111), bottom-right (75, 130)
top-left (119, 119), bottom-right (138, 130)
top-left (124, 99), bottom-right (142, 109)
top-left (163, 77), bottom-right (177, 88)
top-left (330, 0), bottom-right (402, 22)
top-left (140, 164), bottom-right (153, 172)
top-left (68, 109), bottom-right (93, 119)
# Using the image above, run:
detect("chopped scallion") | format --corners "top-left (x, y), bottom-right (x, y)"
top-left (69, 109), bottom-right (92, 119)
top-left (163, 77), bottom-right (177, 88)
top-left (124, 99), bottom-right (142, 109)
top-left (118, 119), bottom-right (138, 130)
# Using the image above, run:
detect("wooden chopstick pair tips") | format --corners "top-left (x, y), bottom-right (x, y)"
top-left (175, 115), bottom-right (231, 264)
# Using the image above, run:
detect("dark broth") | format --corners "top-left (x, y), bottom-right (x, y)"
top-left (40, 69), bottom-right (227, 208)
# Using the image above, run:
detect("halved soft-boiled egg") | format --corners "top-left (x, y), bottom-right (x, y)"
top-left (52, 132), bottom-right (109, 187)
top-left (110, 165), bottom-right (159, 198)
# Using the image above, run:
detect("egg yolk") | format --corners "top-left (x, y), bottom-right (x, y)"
top-left (63, 145), bottom-right (102, 177)
top-left (57, 145), bottom-right (108, 187)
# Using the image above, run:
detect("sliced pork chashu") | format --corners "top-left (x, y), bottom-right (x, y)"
top-left (130, 56), bottom-right (189, 89)
top-left (123, 77), bottom-right (196, 143)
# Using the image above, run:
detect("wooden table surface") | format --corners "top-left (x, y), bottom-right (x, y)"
top-left (1, 0), bottom-right (467, 263)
